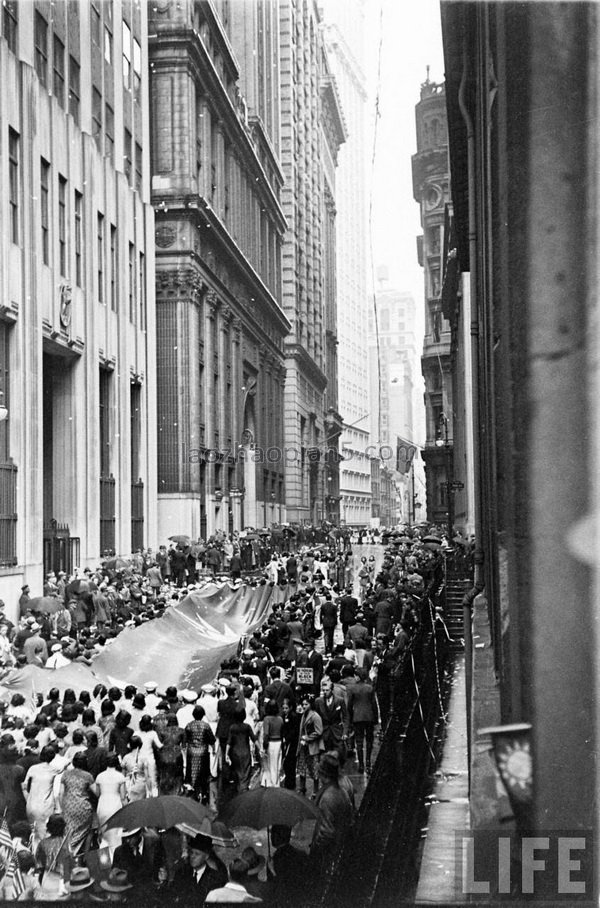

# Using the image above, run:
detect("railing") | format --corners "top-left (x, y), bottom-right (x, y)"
top-left (0, 461), bottom-right (17, 567)
top-left (131, 479), bottom-right (144, 552)
top-left (43, 521), bottom-right (79, 577)
top-left (323, 587), bottom-right (451, 908)
top-left (100, 474), bottom-right (116, 556)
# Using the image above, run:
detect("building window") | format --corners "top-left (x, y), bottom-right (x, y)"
top-left (139, 252), bottom-right (145, 330)
top-left (105, 104), bottom-right (114, 163)
top-left (68, 56), bottom-right (80, 124)
top-left (133, 38), bottom-right (142, 101)
top-left (99, 369), bottom-right (111, 475)
top-left (123, 128), bottom-right (132, 183)
top-left (2, 1), bottom-right (18, 54)
top-left (134, 142), bottom-right (142, 192)
top-left (128, 242), bottom-right (135, 323)
top-left (58, 176), bottom-right (67, 276)
top-left (34, 11), bottom-right (48, 86)
top-left (91, 4), bottom-right (101, 45)
top-left (8, 129), bottom-right (19, 246)
top-left (74, 190), bottom-right (83, 287)
top-left (40, 159), bottom-right (50, 266)
top-left (110, 225), bottom-right (117, 311)
top-left (104, 26), bottom-right (112, 64)
top-left (97, 213), bottom-right (105, 304)
top-left (53, 36), bottom-right (65, 107)
top-left (92, 87), bottom-right (102, 147)
top-left (122, 20), bottom-right (131, 90)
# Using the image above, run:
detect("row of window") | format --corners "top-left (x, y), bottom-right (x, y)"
top-left (7, 130), bottom-right (146, 326)
top-left (34, 11), bottom-right (80, 122)
top-left (4, 5), bottom-right (143, 183)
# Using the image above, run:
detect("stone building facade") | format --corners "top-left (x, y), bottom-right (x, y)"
top-left (0, 0), bottom-right (156, 614)
top-left (149, 0), bottom-right (289, 539)
top-left (279, 0), bottom-right (333, 525)
top-left (411, 77), bottom-right (453, 527)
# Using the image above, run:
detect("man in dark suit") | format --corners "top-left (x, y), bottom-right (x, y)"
top-left (295, 637), bottom-right (323, 697)
top-left (112, 827), bottom-right (165, 892)
top-left (320, 594), bottom-right (338, 655)
top-left (264, 665), bottom-right (294, 711)
top-left (338, 588), bottom-right (358, 636)
top-left (315, 675), bottom-right (349, 755)
top-left (171, 833), bottom-right (227, 903)
top-left (347, 667), bottom-right (379, 774)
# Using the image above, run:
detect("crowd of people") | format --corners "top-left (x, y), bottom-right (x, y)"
top-left (0, 526), bottom-right (447, 903)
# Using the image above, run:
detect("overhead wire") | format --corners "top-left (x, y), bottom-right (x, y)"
top-left (368, 0), bottom-right (385, 450)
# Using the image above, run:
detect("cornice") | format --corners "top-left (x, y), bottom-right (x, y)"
top-left (285, 344), bottom-right (328, 393)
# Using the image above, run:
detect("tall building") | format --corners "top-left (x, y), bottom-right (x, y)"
top-left (411, 77), bottom-right (453, 528)
top-left (320, 53), bottom-right (346, 526)
top-left (279, 0), bottom-right (333, 525)
top-left (149, 0), bottom-right (289, 539)
top-left (368, 274), bottom-right (422, 523)
top-left (322, 0), bottom-right (372, 528)
top-left (0, 0), bottom-right (156, 612)
top-left (440, 0), bottom-right (597, 878)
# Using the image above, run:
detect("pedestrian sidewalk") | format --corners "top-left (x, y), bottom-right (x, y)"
top-left (414, 653), bottom-right (469, 903)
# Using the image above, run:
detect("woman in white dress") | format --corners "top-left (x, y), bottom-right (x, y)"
top-left (94, 753), bottom-right (126, 858)
top-left (123, 734), bottom-right (152, 801)
top-left (138, 715), bottom-right (163, 795)
top-left (23, 745), bottom-right (63, 848)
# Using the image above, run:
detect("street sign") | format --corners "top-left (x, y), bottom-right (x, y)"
top-left (449, 480), bottom-right (465, 490)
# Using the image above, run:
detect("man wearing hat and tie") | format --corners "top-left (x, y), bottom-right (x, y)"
top-left (172, 833), bottom-right (227, 902)
top-left (112, 827), bottom-right (165, 894)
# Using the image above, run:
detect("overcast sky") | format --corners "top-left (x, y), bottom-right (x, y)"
top-left (365, 0), bottom-right (444, 321)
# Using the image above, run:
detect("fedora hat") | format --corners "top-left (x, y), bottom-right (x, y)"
top-left (67, 867), bottom-right (94, 892)
top-left (100, 869), bottom-right (133, 892)
top-left (188, 833), bottom-right (212, 853)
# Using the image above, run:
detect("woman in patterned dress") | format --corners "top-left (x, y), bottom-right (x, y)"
top-left (59, 752), bottom-right (96, 855)
top-left (184, 705), bottom-right (215, 803)
top-left (156, 713), bottom-right (185, 795)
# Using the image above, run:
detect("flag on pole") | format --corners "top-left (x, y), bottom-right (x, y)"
top-left (30, 680), bottom-right (38, 717)
top-left (396, 437), bottom-right (417, 474)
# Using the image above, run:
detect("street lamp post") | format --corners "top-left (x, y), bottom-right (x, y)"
top-left (435, 412), bottom-right (453, 541)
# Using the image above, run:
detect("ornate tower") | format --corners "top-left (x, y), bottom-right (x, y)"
top-left (412, 76), bottom-right (453, 529)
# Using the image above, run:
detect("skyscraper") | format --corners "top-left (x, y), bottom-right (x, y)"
top-left (323, 0), bottom-right (372, 528)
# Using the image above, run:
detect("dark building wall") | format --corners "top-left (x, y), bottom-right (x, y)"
top-left (442, 0), bottom-right (597, 834)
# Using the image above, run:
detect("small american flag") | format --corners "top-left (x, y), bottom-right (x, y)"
top-left (30, 680), bottom-right (38, 718)
top-left (3, 850), bottom-right (25, 899)
top-left (0, 815), bottom-right (13, 869)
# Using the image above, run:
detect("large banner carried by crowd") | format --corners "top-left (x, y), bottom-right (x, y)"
top-left (0, 581), bottom-right (287, 697)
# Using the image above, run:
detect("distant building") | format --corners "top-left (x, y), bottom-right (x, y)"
top-left (368, 273), bottom-right (423, 523)
top-left (0, 0), bottom-right (156, 614)
top-left (149, 0), bottom-right (289, 539)
top-left (323, 2), bottom-right (372, 528)
top-left (279, 0), bottom-right (336, 525)
top-left (412, 77), bottom-right (453, 528)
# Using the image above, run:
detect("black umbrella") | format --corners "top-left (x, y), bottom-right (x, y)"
top-left (65, 578), bottom-right (97, 599)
